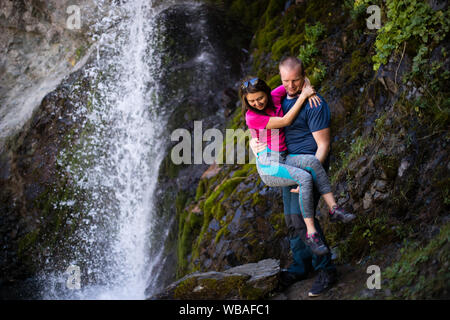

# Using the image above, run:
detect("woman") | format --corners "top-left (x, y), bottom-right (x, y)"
top-left (240, 76), bottom-right (355, 256)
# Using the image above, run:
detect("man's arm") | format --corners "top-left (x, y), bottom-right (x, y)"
top-left (249, 138), bottom-right (267, 157)
top-left (311, 128), bottom-right (331, 164)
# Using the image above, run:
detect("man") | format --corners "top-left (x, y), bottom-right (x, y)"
top-left (250, 56), bottom-right (339, 297)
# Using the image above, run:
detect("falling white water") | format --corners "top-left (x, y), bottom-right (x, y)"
top-left (41, 0), bottom-right (172, 300)
top-left (32, 0), bottom-right (236, 300)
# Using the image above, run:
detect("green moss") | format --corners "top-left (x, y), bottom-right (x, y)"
top-left (173, 274), bottom-right (251, 299)
top-left (195, 179), bottom-right (207, 201)
top-left (330, 135), bottom-right (373, 184)
top-left (176, 190), bottom-right (200, 277)
top-left (256, 18), bottom-right (281, 51)
top-left (17, 229), bottom-right (40, 258)
top-left (173, 276), bottom-right (197, 298)
top-left (32, 176), bottom-right (88, 246)
top-left (201, 176), bottom-right (245, 229)
top-left (271, 33), bottom-right (304, 61)
top-left (173, 272), bottom-right (270, 300)
top-left (215, 225), bottom-right (231, 243)
top-left (340, 49), bottom-right (370, 86)
top-left (232, 163), bottom-right (256, 178)
top-left (204, 177), bottom-right (246, 217)
top-left (383, 223), bottom-right (450, 299)
top-left (225, 0), bottom-right (271, 32)
top-left (177, 209), bottom-right (203, 277)
top-left (269, 212), bottom-right (287, 237)
top-left (160, 153), bottom-right (182, 179)
top-left (374, 112), bottom-right (388, 140)
top-left (228, 107), bottom-right (245, 130)
top-left (75, 45), bottom-right (87, 62)
top-left (325, 211), bottom-right (397, 264)
top-left (239, 285), bottom-right (266, 300)
top-left (267, 74), bottom-right (281, 89)
top-left (178, 171), bottom-right (249, 276)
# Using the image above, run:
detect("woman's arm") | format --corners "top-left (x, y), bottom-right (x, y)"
top-left (265, 83), bottom-right (315, 129)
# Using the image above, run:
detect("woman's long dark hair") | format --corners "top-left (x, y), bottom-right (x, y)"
top-left (239, 76), bottom-right (275, 120)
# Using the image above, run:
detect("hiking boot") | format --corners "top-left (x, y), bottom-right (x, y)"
top-left (305, 232), bottom-right (329, 256)
top-left (308, 269), bottom-right (337, 297)
top-left (279, 269), bottom-right (304, 289)
top-left (329, 205), bottom-right (356, 223)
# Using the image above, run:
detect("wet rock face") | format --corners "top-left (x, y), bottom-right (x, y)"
top-left (155, 2), bottom-right (245, 133)
top-left (151, 3), bottom-right (248, 289)
top-left (0, 66), bottom-right (94, 289)
top-left (149, 259), bottom-right (280, 300)
top-left (0, 0), bottom-right (97, 142)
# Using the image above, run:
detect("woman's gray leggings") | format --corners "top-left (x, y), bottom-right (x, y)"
top-left (255, 148), bottom-right (332, 219)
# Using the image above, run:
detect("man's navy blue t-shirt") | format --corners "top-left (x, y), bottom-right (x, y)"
top-left (281, 93), bottom-right (331, 155)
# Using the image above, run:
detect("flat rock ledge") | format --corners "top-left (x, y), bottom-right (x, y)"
top-left (148, 259), bottom-right (280, 300)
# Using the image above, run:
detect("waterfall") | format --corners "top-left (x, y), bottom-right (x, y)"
top-left (40, 0), bottom-right (171, 300)
top-left (0, 0), bottom-right (245, 300)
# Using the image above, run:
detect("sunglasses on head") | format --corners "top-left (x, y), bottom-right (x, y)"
top-left (241, 78), bottom-right (259, 89)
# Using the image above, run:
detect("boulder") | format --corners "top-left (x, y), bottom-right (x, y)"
top-left (148, 259), bottom-right (280, 300)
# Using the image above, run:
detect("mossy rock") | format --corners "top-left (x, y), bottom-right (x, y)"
top-left (267, 74), bottom-right (281, 89)
top-left (374, 153), bottom-right (399, 180)
top-left (383, 223), bottom-right (450, 299)
top-left (152, 259), bottom-right (280, 300)
top-left (173, 273), bottom-right (249, 299)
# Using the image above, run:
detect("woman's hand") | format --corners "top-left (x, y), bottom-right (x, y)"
top-left (300, 82), bottom-right (315, 99)
top-left (304, 77), bottom-right (321, 108)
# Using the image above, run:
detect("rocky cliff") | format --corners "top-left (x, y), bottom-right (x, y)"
top-left (0, 0), bottom-right (448, 300)
top-left (158, 0), bottom-right (449, 299)
top-left (0, 0), bottom-right (99, 144)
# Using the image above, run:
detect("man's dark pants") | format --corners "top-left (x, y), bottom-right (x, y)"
top-left (281, 157), bottom-right (336, 277)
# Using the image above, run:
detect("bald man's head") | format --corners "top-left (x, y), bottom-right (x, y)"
top-left (279, 56), bottom-right (306, 97)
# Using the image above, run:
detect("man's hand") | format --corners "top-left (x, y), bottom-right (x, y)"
top-left (249, 138), bottom-right (267, 157)
top-left (311, 128), bottom-right (331, 164)
top-left (290, 186), bottom-right (299, 193)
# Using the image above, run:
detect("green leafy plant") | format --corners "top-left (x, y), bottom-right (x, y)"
top-left (372, 0), bottom-right (449, 71)
top-left (304, 22), bottom-right (325, 43)
top-left (298, 22), bottom-right (325, 64)
top-left (297, 22), bottom-right (327, 87)
top-left (343, 0), bottom-right (379, 20)
top-left (298, 43), bottom-right (318, 65)
top-left (369, 0), bottom-right (449, 129)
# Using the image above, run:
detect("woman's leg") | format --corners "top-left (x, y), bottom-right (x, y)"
top-left (256, 154), bottom-right (330, 255)
top-left (285, 154), bottom-right (331, 194)
top-left (256, 153), bottom-right (316, 232)
top-left (286, 155), bottom-right (356, 223)
top-left (285, 154), bottom-right (337, 210)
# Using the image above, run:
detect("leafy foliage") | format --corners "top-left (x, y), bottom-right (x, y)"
top-left (372, 0), bottom-right (449, 71)
top-left (298, 22), bottom-right (327, 86)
